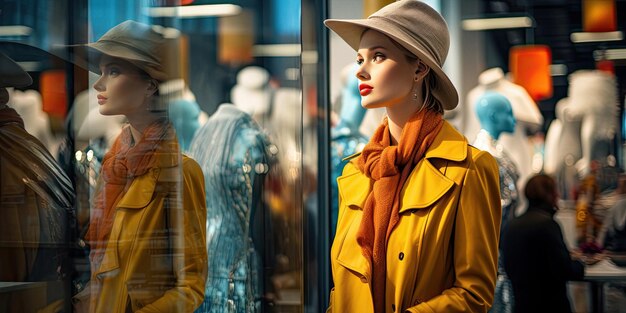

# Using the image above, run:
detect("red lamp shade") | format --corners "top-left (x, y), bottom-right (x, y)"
top-left (157, 0), bottom-right (194, 5)
top-left (583, 0), bottom-right (617, 32)
top-left (509, 45), bottom-right (553, 101)
top-left (596, 59), bottom-right (615, 75)
top-left (39, 70), bottom-right (67, 119)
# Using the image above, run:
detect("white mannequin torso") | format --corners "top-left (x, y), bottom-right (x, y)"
top-left (465, 68), bottom-right (543, 191)
top-left (9, 89), bottom-right (52, 151)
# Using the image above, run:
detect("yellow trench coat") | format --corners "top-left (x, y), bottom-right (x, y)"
top-left (328, 121), bottom-right (501, 313)
top-left (89, 155), bottom-right (207, 313)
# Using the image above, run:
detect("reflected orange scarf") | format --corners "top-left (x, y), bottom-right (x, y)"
top-left (86, 118), bottom-right (171, 266)
top-left (356, 109), bottom-right (443, 312)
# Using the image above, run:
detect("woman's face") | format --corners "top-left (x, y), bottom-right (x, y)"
top-left (93, 55), bottom-right (153, 117)
top-left (355, 30), bottom-right (420, 109)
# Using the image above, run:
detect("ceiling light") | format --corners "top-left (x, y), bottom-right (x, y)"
top-left (550, 64), bottom-right (568, 76)
top-left (16, 61), bottom-right (41, 72)
top-left (462, 17), bottom-right (533, 31)
top-left (252, 44), bottom-right (301, 57)
top-left (0, 26), bottom-right (33, 36)
top-left (145, 4), bottom-right (242, 18)
top-left (570, 31), bottom-right (623, 43)
top-left (594, 49), bottom-right (626, 60)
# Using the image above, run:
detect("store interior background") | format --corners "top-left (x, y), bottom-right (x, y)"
top-left (1, 0), bottom-right (626, 312)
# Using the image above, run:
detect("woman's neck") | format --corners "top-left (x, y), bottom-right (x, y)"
top-left (386, 100), bottom-right (422, 145)
top-left (126, 114), bottom-right (163, 146)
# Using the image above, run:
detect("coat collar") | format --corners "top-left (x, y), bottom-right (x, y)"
top-left (337, 121), bottom-right (466, 212)
top-left (115, 152), bottom-right (181, 209)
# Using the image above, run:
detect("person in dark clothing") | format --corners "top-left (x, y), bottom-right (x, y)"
top-left (503, 174), bottom-right (585, 313)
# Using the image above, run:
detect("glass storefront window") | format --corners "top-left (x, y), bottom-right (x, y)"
top-left (0, 0), bottom-right (327, 312)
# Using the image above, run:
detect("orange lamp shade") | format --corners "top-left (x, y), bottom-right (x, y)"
top-left (583, 0), bottom-right (617, 32)
top-left (218, 10), bottom-right (253, 65)
top-left (509, 45), bottom-right (553, 101)
top-left (39, 70), bottom-right (67, 119)
top-left (596, 59), bottom-right (615, 75)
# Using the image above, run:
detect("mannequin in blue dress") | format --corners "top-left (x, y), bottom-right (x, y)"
top-left (330, 63), bottom-right (368, 236)
top-left (189, 104), bottom-right (272, 313)
top-left (472, 91), bottom-right (519, 313)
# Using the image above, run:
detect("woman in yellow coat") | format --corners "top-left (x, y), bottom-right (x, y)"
top-left (75, 21), bottom-right (207, 312)
top-left (324, 1), bottom-right (501, 312)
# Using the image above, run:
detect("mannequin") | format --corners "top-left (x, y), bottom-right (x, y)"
top-left (231, 66), bottom-right (273, 127)
top-left (188, 104), bottom-right (271, 313)
top-left (168, 98), bottom-right (201, 152)
top-left (466, 68), bottom-right (542, 196)
top-left (472, 92), bottom-right (519, 313)
top-left (569, 70), bottom-right (618, 177)
top-left (159, 78), bottom-right (203, 152)
top-left (544, 70), bottom-right (618, 196)
top-left (9, 89), bottom-right (53, 152)
top-left (544, 98), bottom-right (582, 200)
top-left (0, 52), bottom-right (73, 312)
top-left (330, 63), bottom-right (368, 235)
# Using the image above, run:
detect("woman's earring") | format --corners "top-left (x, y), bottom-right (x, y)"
top-left (413, 92), bottom-right (418, 100)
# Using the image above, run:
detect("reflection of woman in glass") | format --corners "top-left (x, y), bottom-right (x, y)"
top-left (325, 1), bottom-right (501, 312)
top-left (77, 21), bottom-right (207, 312)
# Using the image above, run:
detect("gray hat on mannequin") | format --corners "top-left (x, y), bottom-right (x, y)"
top-left (324, 0), bottom-right (459, 110)
top-left (72, 20), bottom-right (180, 82)
top-left (0, 51), bottom-right (33, 88)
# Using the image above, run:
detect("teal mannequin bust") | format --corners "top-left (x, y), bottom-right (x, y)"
top-left (169, 98), bottom-right (201, 152)
top-left (475, 91), bottom-right (516, 140)
top-left (473, 91), bottom-right (519, 313)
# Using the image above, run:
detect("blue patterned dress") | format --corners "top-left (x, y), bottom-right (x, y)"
top-left (189, 105), bottom-right (272, 313)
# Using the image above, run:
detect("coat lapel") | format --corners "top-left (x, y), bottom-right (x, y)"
top-left (399, 122), bottom-right (467, 213)
top-left (115, 169), bottom-right (160, 209)
top-left (336, 163), bottom-right (372, 210)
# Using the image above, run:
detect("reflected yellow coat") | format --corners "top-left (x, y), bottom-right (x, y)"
top-left (328, 121), bottom-right (501, 313)
top-left (89, 155), bottom-right (207, 313)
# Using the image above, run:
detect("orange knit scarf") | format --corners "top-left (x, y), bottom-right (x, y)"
top-left (86, 118), bottom-right (174, 267)
top-left (356, 109), bottom-right (443, 312)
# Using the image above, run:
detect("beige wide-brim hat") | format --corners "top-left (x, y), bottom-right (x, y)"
top-left (325, 0), bottom-right (459, 110)
top-left (0, 51), bottom-right (32, 88)
top-left (70, 20), bottom-right (177, 82)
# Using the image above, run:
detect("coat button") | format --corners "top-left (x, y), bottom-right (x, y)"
top-left (392, 304), bottom-right (396, 312)
top-left (399, 252), bottom-right (404, 260)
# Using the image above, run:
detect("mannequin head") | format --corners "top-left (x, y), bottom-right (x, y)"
top-left (475, 91), bottom-right (516, 140)
top-left (168, 98), bottom-right (201, 151)
top-left (337, 63), bottom-right (366, 131)
top-left (478, 67), bottom-right (505, 86)
top-left (231, 66), bottom-right (272, 119)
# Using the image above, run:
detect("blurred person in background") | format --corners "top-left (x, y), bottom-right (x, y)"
top-left (503, 174), bottom-right (585, 313)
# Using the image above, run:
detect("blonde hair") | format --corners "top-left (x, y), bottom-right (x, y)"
top-left (389, 36), bottom-right (443, 115)
top-left (421, 73), bottom-right (443, 114)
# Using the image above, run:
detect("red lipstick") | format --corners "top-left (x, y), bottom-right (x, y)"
top-left (97, 95), bottom-right (107, 105)
top-left (359, 84), bottom-right (373, 96)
